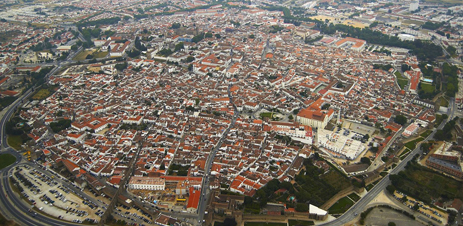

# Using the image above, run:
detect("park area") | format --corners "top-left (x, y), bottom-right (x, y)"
top-left (328, 196), bottom-right (354, 214)
top-left (243, 158), bottom-right (352, 215)
top-left (73, 50), bottom-right (95, 61)
top-left (7, 135), bottom-right (23, 151)
top-left (0, 153), bottom-right (16, 169)
top-left (31, 89), bottom-right (51, 100)
top-left (31, 85), bottom-right (58, 101)
top-left (390, 161), bottom-right (463, 204)
top-left (394, 71), bottom-right (408, 90)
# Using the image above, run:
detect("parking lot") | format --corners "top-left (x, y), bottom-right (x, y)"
top-left (112, 203), bottom-right (154, 226)
top-left (393, 191), bottom-right (447, 225)
top-left (11, 165), bottom-right (103, 224)
top-left (365, 207), bottom-right (423, 226)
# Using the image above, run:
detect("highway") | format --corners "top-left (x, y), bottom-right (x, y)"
top-left (0, 61), bottom-right (84, 225)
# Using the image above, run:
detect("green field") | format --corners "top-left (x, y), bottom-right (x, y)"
top-left (435, 114), bottom-right (445, 126)
top-left (93, 51), bottom-right (108, 59)
top-left (420, 130), bottom-right (433, 138)
top-left (73, 50), bottom-right (94, 61)
top-left (391, 162), bottom-right (463, 204)
top-left (31, 89), bottom-right (51, 100)
top-left (244, 223), bottom-right (286, 226)
top-left (404, 137), bottom-right (424, 150)
top-left (0, 154), bottom-right (16, 169)
top-left (288, 220), bottom-right (314, 226)
top-left (402, 20), bottom-right (425, 26)
top-left (439, 97), bottom-right (449, 107)
top-left (394, 71), bottom-right (408, 89)
top-left (420, 82), bottom-right (435, 94)
top-left (347, 193), bottom-right (360, 202)
top-left (328, 196), bottom-right (354, 214)
top-left (260, 112), bottom-right (274, 118)
top-left (7, 135), bottom-right (23, 151)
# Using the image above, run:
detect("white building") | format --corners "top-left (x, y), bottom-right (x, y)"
top-left (409, 0), bottom-right (419, 12)
top-left (128, 177), bottom-right (165, 191)
top-left (398, 34), bottom-right (415, 42)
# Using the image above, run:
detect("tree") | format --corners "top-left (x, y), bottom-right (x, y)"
top-left (360, 157), bottom-right (371, 165)
top-left (188, 64), bottom-right (193, 71)
top-left (388, 222), bottom-right (396, 226)
top-left (223, 218), bottom-right (237, 226)
top-left (186, 56), bottom-right (194, 63)
top-left (215, 34), bottom-right (221, 39)
top-left (394, 115), bottom-right (407, 125)
top-left (205, 32), bottom-right (213, 38)
top-left (288, 115), bottom-right (294, 120)
top-left (160, 164), bottom-right (165, 170)
top-left (295, 203), bottom-right (308, 212)
top-left (363, 134), bottom-right (370, 140)
top-left (171, 22), bottom-right (181, 29)
top-left (174, 42), bottom-right (184, 52)
top-left (386, 185), bottom-right (395, 194)
top-left (401, 64), bottom-right (410, 72)
top-left (115, 62), bottom-right (128, 71)
top-left (401, 196), bottom-right (408, 202)
top-left (244, 196), bottom-right (253, 206)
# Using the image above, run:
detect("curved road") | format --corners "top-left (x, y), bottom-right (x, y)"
top-left (0, 64), bottom-right (83, 226)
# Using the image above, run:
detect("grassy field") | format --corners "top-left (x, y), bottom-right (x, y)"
top-left (402, 19), bottom-right (425, 26)
top-left (348, 193), bottom-right (360, 202)
top-left (32, 88), bottom-right (51, 100)
top-left (0, 211), bottom-right (19, 226)
top-left (93, 51), bottom-right (108, 58)
top-left (420, 130), bottom-right (433, 138)
top-left (7, 135), bottom-right (23, 151)
top-left (73, 50), bottom-right (94, 61)
top-left (328, 196), bottom-right (354, 214)
top-left (244, 223), bottom-right (286, 226)
top-left (394, 71), bottom-right (408, 90)
top-left (420, 82), bottom-right (435, 94)
top-left (391, 162), bottom-right (463, 204)
top-left (321, 169), bottom-right (351, 191)
top-left (288, 220), bottom-right (314, 226)
top-left (260, 112), bottom-right (274, 119)
top-left (0, 153), bottom-right (16, 169)
top-left (435, 114), bottom-right (444, 126)
top-left (404, 137), bottom-right (424, 150)
top-left (439, 97), bottom-right (449, 107)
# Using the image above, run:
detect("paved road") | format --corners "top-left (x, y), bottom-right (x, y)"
top-left (0, 63), bottom-right (83, 226)
top-left (195, 83), bottom-right (240, 225)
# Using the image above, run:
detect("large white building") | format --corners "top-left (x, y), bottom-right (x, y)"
top-left (317, 129), bottom-right (366, 160)
top-left (128, 177), bottom-right (165, 190)
top-left (409, 0), bottom-right (419, 12)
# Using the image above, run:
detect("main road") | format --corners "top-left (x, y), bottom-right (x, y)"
top-left (0, 62), bottom-right (85, 226)
top-left (195, 83), bottom-right (240, 225)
